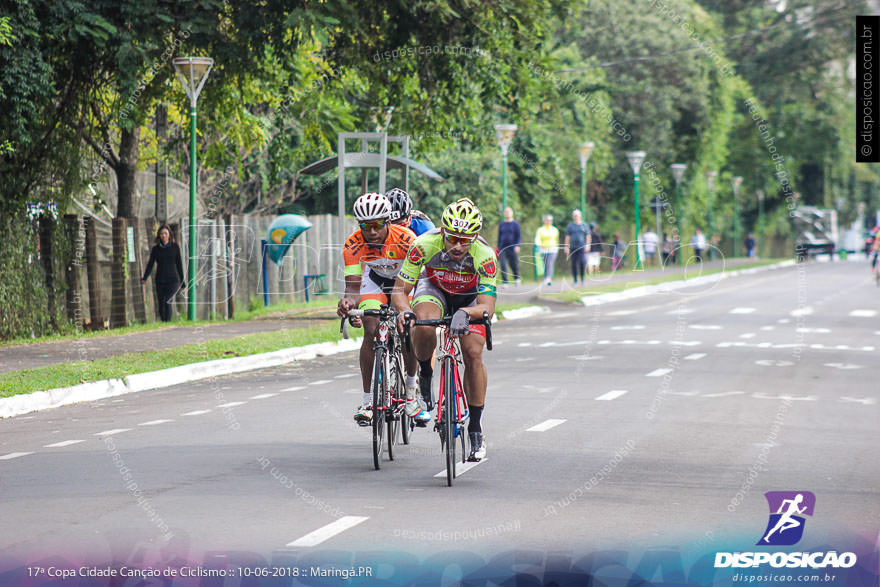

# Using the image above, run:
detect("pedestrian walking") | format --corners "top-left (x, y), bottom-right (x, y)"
top-left (588, 223), bottom-right (603, 275)
top-left (690, 229), bottom-right (707, 263)
top-left (535, 214), bottom-right (560, 286)
top-left (611, 234), bottom-right (625, 272)
top-left (642, 229), bottom-right (659, 266)
top-left (141, 224), bottom-right (186, 322)
top-left (745, 232), bottom-right (756, 258)
top-left (564, 210), bottom-right (590, 285)
top-left (497, 206), bottom-right (521, 286)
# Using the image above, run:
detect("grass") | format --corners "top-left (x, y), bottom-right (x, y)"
top-left (0, 298), bottom-right (335, 348)
top-left (0, 322), bottom-right (345, 397)
top-left (544, 259), bottom-right (785, 303)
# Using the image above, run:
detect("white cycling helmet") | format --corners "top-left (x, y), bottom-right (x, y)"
top-left (385, 188), bottom-right (413, 221)
top-left (353, 192), bottom-right (392, 222)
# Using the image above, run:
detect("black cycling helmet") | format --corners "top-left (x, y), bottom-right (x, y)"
top-left (385, 188), bottom-right (413, 222)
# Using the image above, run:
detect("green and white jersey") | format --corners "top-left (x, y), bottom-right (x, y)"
top-left (398, 229), bottom-right (498, 297)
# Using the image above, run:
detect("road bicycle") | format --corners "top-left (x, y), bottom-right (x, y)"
top-left (406, 311), bottom-right (492, 486)
top-left (341, 306), bottom-right (412, 470)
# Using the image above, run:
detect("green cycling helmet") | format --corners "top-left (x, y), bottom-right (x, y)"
top-left (441, 198), bottom-right (483, 235)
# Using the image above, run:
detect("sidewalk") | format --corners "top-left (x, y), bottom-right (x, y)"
top-left (0, 258), bottom-right (770, 375)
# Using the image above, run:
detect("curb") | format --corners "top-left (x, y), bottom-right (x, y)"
top-left (580, 260), bottom-right (796, 306)
top-left (0, 338), bottom-right (362, 419)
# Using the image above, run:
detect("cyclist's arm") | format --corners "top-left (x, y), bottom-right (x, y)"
top-left (337, 274), bottom-right (361, 317)
top-left (390, 277), bottom-right (415, 313)
top-left (461, 293), bottom-right (496, 322)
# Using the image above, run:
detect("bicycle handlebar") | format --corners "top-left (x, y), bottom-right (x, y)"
top-left (340, 306), bottom-right (400, 339)
top-left (406, 310), bottom-right (493, 351)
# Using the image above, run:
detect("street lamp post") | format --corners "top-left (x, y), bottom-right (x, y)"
top-left (731, 175), bottom-right (743, 257)
top-left (494, 124), bottom-right (518, 212)
top-left (756, 189), bottom-right (765, 256)
top-left (705, 170), bottom-right (717, 261)
top-left (626, 151), bottom-right (647, 270)
top-left (173, 56), bottom-right (214, 321)
top-left (670, 163), bottom-right (687, 265)
top-left (578, 141), bottom-right (595, 218)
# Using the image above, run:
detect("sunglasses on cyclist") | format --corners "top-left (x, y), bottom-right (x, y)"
top-left (443, 231), bottom-right (476, 246)
top-left (359, 220), bottom-right (388, 231)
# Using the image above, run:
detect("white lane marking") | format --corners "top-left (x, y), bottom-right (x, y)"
top-left (434, 459), bottom-right (487, 478)
top-left (760, 326), bottom-right (775, 331)
top-left (666, 308), bottom-right (694, 315)
top-left (824, 363), bottom-right (864, 370)
top-left (689, 325), bottom-right (722, 330)
top-left (310, 380), bottom-right (332, 386)
top-left (702, 391), bottom-right (745, 398)
top-left (526, 419), bottom-right (567, 432)
top-left (841, 397), bottom-right (876, 405)
top-left (334, 373), bottom-right (357, 379)
top-left (777, 319), bottom-right (791, 324)
top-left (44, 440), bottom-right (85, 448)
top-left (281, 386), bottom-right (306, 392)
top-left (790, 307), bottom-right (813, 317)
top-left (607, 310), bottom-right (638, 316)
top-left (610, 325), bottom-right (645, 330)
top-left (739, 333), bottom-right (756, 339)
top-left (595, 390), bottom-right (629, 401)
top-left (796, 327), bottom-right (830, 333)
top-left (875, 331), bottom-right (880, 336)
top-left (514, 357), bottom-right (535, 362)
top-left (850, 309), bottom-right (877, 317)
top-left (95, 429), bottom-right (132, 436)
top-left (668, 340), bottom-right (701, 346)
top-left (250, 393), bottom-right (278, 400)
top-left (182, 410), bottom-right (211, 416)
top-left (664, 391), bottom-right (700, 396)
top-left (518, 342), bottom-right (532, 347)
top-left (567, 355), bottom-right (604, 361)
top-left (523, 385), bottom-right (556, 394)
top-left (286, 516), bottom-right (370, 547)
top-left (684, 353), bottom-right (706, 361)
top-left (0, 452), bottom-right (34, 460)
top-left (730, 307), bottom-right (755, 314)
top-left (138, 419), bottom-right (173, 426)
top-left (646, 368), bottom-right (673, 377)
top-left (753, 393), bottom-right (817, 402)
top-left (597, 340), bottom-right (611, 344)
top-left (755, 360), bottom-right (794, 367)
top-left (217, 402), bottom-right (245, 408)
top-left (550, 312), bottom-right (579, 319)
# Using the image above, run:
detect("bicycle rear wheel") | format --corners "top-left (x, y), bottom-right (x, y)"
top-left (371, 348), bottom-right (386, 470)
top-left (443, 359), bottom-right (456, 486)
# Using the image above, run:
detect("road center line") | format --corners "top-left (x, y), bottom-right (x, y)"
top-left (646, 368), bottom-right (673, 377)
top-left (334, 374), bottom-right (358, 379)
top-left (250, 393), bottom-right (278, 400)
top-left (281, 386), bottom-right (306, 392)
top-left (434, 459), bottom-right (487, 478)
top-left (286, 516), bottom-right (370, 548)
top-left (94, 429), bottom-right (132, 436)
top-left (138, 419), bottom-right (173, 426)
top-left (181, 410), bottom-right (211, 416)
top-left (730, 307), bottom-right (755, 314)
top-left (850, 309), bottom-right (877, 317)
top-left (44, 440), bottom-right (86, 448)
top-left (684, 353), bottom-right (706, 360)
top-left (526, 419), bottom-right (567, 432)
top-left (310, 380), bottom-right (332, 386)
top-left (595, 390), bottom-right (628, 401)
top-left (0, 452), bottom-right (34, 460)
top-left (217, 402), bottom-right (246, 408)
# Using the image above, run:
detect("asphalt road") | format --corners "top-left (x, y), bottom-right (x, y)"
top-left (1, 260), bottom-right (877, 581)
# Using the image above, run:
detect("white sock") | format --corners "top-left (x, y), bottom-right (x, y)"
top-left (362, 392), bottom-right (371, 406)
top-left (406, 375), bottom-right (418, 388)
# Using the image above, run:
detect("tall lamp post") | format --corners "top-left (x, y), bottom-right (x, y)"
top-left (756, 189), bottom-right (765, 245)
top-left (626, 151), bottom-right (647, 270)
top-left (670, 163), bottom-right (687, 265)
top-left (705, 170), bottom-right (717, 261)
top-left (494, 124), bottom-right (518, 212)
top-left (173, 56), bottom-right (214, 320)
top-left (578, 141), bottom-right (595, 217)
top-left (731, 175), bottom-right (743, 257)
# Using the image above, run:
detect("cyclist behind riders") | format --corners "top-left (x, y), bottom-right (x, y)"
top-left (386, 187), bottom-right (438, 418)
top-left (386, 187), bottom-right (436, 236)
top-left (392, 198), bottom-right (498, 461)
top-left (336, 193), bottom-right (429, 426)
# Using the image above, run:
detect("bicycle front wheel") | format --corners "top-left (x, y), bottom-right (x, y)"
top-left (371, 348), bottom-right (386, 470)
top-left (443, 359), bottom-right (456, 486)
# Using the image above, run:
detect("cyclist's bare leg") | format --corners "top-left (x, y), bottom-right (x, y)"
top-left (359, 316), bottom-right (379, 396)
top-left (460, 333), bottom-right (487, 406)
top-left (411, 301), bottom-right (442, 362)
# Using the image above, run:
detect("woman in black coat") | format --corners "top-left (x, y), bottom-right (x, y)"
top-left (141, 225), bottom-right (185, 322)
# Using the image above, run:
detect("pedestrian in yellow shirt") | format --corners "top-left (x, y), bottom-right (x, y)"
top-left (535, 214), bottom-right (560, 285)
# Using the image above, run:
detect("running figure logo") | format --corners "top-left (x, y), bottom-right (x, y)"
top-left (758, 491), bottom-right (816, 546)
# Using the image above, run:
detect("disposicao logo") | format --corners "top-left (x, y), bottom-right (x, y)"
top-left (758, 491), bottom-right (815, 546)
top-left (714, 491), bottom-right (858, 569)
